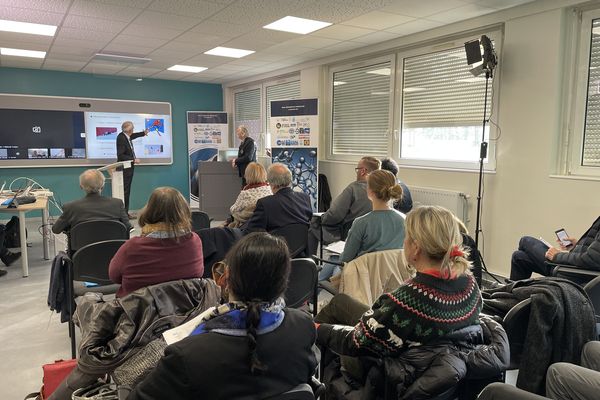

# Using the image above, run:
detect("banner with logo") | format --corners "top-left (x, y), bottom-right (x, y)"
top-left (270, 99), bottom-right (318, 211)
top-left (187, 111), bottom-right (228, 208)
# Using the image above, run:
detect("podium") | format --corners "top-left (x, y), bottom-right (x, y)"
top-left (97, 161), bottom-right (132, 203)
top-left (197, 161), bottom-right (240, 220)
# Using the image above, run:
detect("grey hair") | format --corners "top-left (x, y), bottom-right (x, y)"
top-left (267, 163), bottom-right (292, 189)
top-left (122, 121), bottom-right (133, 132)
top-left (237, 125), bottom-right (249, 137)
top-left (80, 169), bottom-right (105, 194)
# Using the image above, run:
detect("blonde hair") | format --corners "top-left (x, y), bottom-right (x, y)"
top-left (405, 206), bottom-right (472, 277)
top-left (244, 162), bottom-right (267, 185)
top-left (367, 170), bottom-right (403, 202)
top-left (360, 156), bottom-right (381, 173)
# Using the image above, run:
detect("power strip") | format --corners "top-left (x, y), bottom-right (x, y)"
top-left (31, 190), bottom-right (53, 197)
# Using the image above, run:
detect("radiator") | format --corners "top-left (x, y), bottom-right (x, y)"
top-left (407, 186), bottom-right (470, 223)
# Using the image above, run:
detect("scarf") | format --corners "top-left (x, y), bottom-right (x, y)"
top-left (141, 222), bottom-right (189, 238)
top-left (243, 182), bottom-right (269, 191)
top-left (190, 298), bottom-right (286, 337)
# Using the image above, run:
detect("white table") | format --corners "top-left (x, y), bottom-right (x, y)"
top-left (0, 197), bottom-right (50, 277)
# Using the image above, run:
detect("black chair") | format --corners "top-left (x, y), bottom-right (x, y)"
top-left (502, 298), bottom-right (532, 370)
top-left (68, 239), bottom-right (126, 358)
top-left (271, 224), bottom-right (309, 258)
top-left (68, 219), bottom-right (129, 256)
top-left (547, 261), bottom-right (600, 286)
top-left (583, 275), bottom-right (600, 338)
top-left (263, 384), bottom-right (314, 400)
top-left (191, 211), bottom-right (212, 231)
top-left (284, 258), bottom-right (319, 316)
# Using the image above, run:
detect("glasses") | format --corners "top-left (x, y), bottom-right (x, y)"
top-left (354, 167), bottom-right (365, 172)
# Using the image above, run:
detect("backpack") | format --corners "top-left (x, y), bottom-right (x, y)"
top-left (4, 216), bottom-right (27, 248)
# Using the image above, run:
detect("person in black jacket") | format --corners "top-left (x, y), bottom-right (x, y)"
top-left (243, 163), bottom-right (313, 233)
top-left (129, 232), bottom-right (319, 400)
top-left (510, 216), bottom-right (600, 281)
top-left (116, 121), bottom-right (147, 215)
top-left (231, 125), bottom-right (257, 187)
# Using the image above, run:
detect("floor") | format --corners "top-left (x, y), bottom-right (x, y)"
top-left (0, 218), bottom-right (518, 399)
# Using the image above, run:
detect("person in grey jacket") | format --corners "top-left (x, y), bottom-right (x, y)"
top-left (510, 216), bottom-right (600, 280)
top-left (308, 156), bottom-right (380, 255)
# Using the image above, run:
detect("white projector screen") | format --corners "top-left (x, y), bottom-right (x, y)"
top-left (0, 93), bottom-right (172, 167)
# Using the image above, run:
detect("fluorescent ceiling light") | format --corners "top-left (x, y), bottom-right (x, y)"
top-left (0, 19), bottom-right (56, 36)
top-left (263, 16), bottom-right (331, 35)
top-left (204, 46), bottom-right (255, 58)
top-left (168, 65), bottom-right (207, 73)
top-left (333, 81), bottom-right (346, 86)
top-left (93, 53), bottom-right (151, 64)
top-left (0, 47), bottom-right (46, 58)
top-left (366, 67), bottom-right (391, 76)
top-left (402, 87), bottom-right (426, 92)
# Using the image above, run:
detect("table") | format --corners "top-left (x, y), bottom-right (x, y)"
top-left (0, 197), bottom-right (50, 277)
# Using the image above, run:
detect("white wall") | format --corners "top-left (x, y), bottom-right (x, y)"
top-left (227, 0), bottom-right (600, 277)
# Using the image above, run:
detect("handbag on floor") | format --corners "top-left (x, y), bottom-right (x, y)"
top-left (24, 358), bottom-right (77, 400)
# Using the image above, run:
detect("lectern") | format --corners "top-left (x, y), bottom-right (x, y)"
top-left (97, 161), bottom-right (132, 203)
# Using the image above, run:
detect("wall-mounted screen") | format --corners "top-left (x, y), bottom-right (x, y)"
top-left (0, 94), bottom-right (172, 167)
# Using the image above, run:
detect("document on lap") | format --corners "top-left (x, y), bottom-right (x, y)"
top-left (325, 240), bottom-right (346, 255)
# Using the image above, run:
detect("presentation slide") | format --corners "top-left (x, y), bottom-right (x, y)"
top-left (84, 112), bottom-right (172, 160)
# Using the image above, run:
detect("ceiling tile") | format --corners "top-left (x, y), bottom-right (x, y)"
top-left (0, 0), bottom-right (72, 13)
top-left (477, 0), bottom-right (536, 9)
top-left (352, 30), bottom-right (399, 45)
top-left (63, 15), bottom-right (129, 33)
top-left (385, 19), bottom-right (443, 35)
top-left (43, 58), bottom-right (88, 69)
top-left (243, 52), bottom-right (287, 62)
top-left (147, 0), bottom-right (227, 19)
top-left (1, 57), bottom-right (44, 69)
top-left (47, 45), bottom-right (97, 57)
top-left (56, 27), bottom-right (116, 42)
top-left (221, 37), bottom-right (273, 51)
top-left (151, 69), bottom-right (195, 79)
top-left (92, 0), bottom-right (153, 8)
top-left (44, 52), bottom-right (92, 62)
top-left (43, 63), bottom-right (84, 72)
top-left (132, 11), bottom-right (199, 31)
top-left (0, 6), bottom-right (65, 25)
top-left (343, 11), bottom-right (414, 30)
top-left (111, 34), bottom-right (168, 48)
top-left (241, 29), bottom-right (299, 45)
top-left (262, 43), bottom-right (315, 57)
top-left (146, 48), bottom-right (196, 63)
top-left (81, 62), bottom-right (127, 74)
top-left (427, 4), bottom-right (497, 23)
top-left (180, 53), bottom-right (229, 67)
top-left (180, 74), bottom-right (215, 82)
top-left (190, 20), bottom-right (252, 37)
top-left (120, 24), bottom-right (184, 40)
top-left (52, 37), bottom-right (109, 51)
top-left (0, 31), bottom-right (53, 46)
top-left (312, 24), bottom-right (375, 41)
top-left (102, 42), bottom-right (156, 56)
top-left (328, 0), bottom-right (396, 9)
top-left (116, 66), bottom-right (163, 77)
top-left (175, 31), bottom-right (228, 46)
top-left (324, 41), bottom-right (366, 53)
top-left (293, 2), bottom-right (370, 24)
top-left (158, 40), bottom-right (213, 54)
top-left (380, 0), bottom-right (467, 18)
top-left (69, 0), bottom-right (141, 23)
top-left (209, 0), bottom-right (290, 26)
top-left (285, 36), bottom-right (341, 49)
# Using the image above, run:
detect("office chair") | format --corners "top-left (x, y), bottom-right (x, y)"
top-left (284, 258), bottom-right (319, 316)
top-left (69, 219), bottom-right (129, 256)
top-left (271, 223), bottom-right (309, 258)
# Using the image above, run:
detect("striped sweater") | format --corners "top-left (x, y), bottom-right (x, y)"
top-left (318, 271), bottom-right (482, 358)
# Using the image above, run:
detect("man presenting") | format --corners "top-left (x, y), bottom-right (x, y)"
top-left (116, 121), bottom-right (147, 217)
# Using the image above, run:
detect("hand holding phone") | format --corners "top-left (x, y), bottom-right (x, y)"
top-left (555, 228), bottom-right (573, 249)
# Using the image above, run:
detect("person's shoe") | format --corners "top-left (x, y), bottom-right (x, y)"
top-left (0, 269), bottom-right (6, 277)
top-left (1, 251), bottom-right (21, 267)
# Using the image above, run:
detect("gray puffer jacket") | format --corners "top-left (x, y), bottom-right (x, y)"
top-left (554, 216), bottom-right (600, 269)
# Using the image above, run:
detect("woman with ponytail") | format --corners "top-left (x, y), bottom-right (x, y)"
top-left (316, 206), bottom-right (482, 375)
top-left (130, 232), bottom-right (319, 400)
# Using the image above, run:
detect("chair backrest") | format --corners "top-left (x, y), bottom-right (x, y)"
top-left (69, 219), bottom-right (129, 255)
top-left (271, 223), bottom-right (309, 258)
top-left (191, 211), bottom-right (211, 231)
top-left (502, 298), bottom-right (531, 368)
top-left (584, 275), bottom-right (600, 323)
top-left (285, 258), bottom-right (318, 309)
top-left (263, 383), bottom-right (314, 400)
top-left (72, 239), bottom-right (127, 285)
top-left (340, 219), bottom-right (354, 241)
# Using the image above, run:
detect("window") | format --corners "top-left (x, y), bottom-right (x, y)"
top-left (233, 87), bottom-right (262, 147)
top-left (330, 59), bottom-right (393, 157)
top-left (265, 80), bottom-right (301, 149)
top-left (400, 46), bottom-right (492, 167)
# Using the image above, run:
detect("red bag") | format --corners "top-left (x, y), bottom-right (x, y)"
top-left (42, 359), bottom-right (77, 398)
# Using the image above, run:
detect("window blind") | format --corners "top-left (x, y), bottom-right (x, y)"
top-left (582, 18), bottom-right (600, 166)
top-left (332, 61), bottom-right (391, 156)
top-left (234, 88), bottom-right (261, 128)
top-left (266, 80), bottom-right (301, 148)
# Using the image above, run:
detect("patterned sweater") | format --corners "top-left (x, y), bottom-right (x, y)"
top-left (228, 183), bottom-right (272, 227)
top-left (317, 271), bottom-right (482, 358)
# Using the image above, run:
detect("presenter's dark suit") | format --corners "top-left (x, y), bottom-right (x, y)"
top-left (51, 192), bottom-right (132, 234)
top-left (116, 131), bottom-right (145, 212)
top-left (243, 187), bottom-right (313, 233)
top-left (235, 136), bottom-right (256, 186)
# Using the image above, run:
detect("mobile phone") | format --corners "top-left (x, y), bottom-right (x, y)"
top-left (555, 228), bottom-right (573, 248)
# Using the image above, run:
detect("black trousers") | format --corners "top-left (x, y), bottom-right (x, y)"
top-left (123, 166), bottom-right (134, 212)
top-left (510, 236), bottom-right (553, 281)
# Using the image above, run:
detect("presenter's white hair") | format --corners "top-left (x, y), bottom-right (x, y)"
top-left (236, 125), bottom-right (249, 137)
top-left (80, 169), bottom-right (105, 194)
top-left (122, 121), bottom-right (134, 132)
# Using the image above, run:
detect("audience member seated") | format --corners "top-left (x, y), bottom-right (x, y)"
top-left (510, 216), bottom-right (600, 281)
top-left (319, 169), bottom-right (406, 281)
top-left (226, 162), bottom-right (272, 228)
top-left (243, 163), bottom-right (312, 233)
top-left (308, 156), bottom-right (381, 255)
top-left (52, 169), bottom-right (132, 235)
top-left (477, 341), bottom-right (600, 400)
top-left (316, 206), bottom-right (481, 380)
top-left (129, 232), bottom-right (319, 400)
top-left (380, 157), bottom-right (413, 214)
top-left (0, 222), bottom-right (20, 275)
top-left (109, 187), bottom-right (204, 297)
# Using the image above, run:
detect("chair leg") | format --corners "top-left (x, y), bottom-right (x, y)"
top-left (69, 319), bottom-right (76, 359)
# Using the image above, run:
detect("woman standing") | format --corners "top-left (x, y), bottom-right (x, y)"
top-left (231, 125), bottom-right (257, 187)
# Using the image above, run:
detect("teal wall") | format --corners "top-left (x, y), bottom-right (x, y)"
top-left (0, 67), bottom-right (222, 215)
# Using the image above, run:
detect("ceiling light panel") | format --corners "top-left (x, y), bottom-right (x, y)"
top-left (204, 46), bottom-right (255, 58)
top-left (0, 19), bottom-right (57, 36)
top-left (1, 47), bottom-right (46, 58)
top-left (167, 65), bottom-right (207, 73)
top-left (263, 16), bottom-right (332, 35)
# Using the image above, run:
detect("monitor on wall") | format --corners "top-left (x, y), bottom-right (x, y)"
top-left (0, 94), bottom-right (173, 168)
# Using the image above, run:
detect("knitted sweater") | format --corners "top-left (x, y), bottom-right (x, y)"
top-left (317, 271), bottom-right (482, 358)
